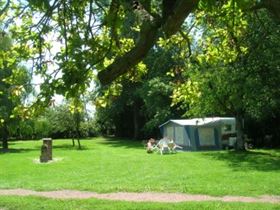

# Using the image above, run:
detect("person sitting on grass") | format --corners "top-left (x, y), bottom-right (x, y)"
top-left (146, 138), bottom-right (156, 153)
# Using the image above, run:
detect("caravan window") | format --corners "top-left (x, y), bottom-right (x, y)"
top-left (165, 125), bottom-right (174, 139)
top-left (223, 124), bottom-right (232, 132)
top-left (198, 128), bottom-right (215, 146)
top-left (175, 126), bottom-right (185, 145)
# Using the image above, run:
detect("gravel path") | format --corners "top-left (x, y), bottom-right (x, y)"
top-left (0, 189), bottom-right (280, 204)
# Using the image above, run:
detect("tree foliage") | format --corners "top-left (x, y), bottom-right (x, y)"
top-left (11, 103), bottom-right (96, 141)
top-left (0, 32), bottom-right (32, 150)
top-left (0, 0), bottom-right (278, 99)
top-left (93, 40), bottom-right (185, 139)
top-left (172, 9), bottom-right (280, 149)
top-left (0, 0), bottom-right (279, 149)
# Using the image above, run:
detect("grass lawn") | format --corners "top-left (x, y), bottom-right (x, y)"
top-left (1, 137), bottom-right (280, 209)
top-left (1, 196), bottom-right (280, 210)
top-left (0, 137), bottom-right (280, 196)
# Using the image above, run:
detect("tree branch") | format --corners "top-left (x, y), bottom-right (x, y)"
top-left (107, 0), bottom-right (120, 48)
top-left (178, 21), bottom-right (195, 58)
top-left (162, 0), bottom-right (198, 37)
top-left (97, 0), bottom-right (199, 86)
top-left (98, 20), bottom-right (160, 85)
top-left (0, 0), bottom-right (10, 17)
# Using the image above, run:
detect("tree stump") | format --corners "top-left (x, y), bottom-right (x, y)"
top-left (40, 138), bottom-right (52, 163)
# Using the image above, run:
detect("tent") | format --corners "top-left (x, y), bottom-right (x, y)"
top-left (159, 117), bottom-right (236, 151)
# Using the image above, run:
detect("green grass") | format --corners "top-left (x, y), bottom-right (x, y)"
top-left (0, 196), bottom-right (280, 210)
top-left (0, 137), bottom-right (280, 197)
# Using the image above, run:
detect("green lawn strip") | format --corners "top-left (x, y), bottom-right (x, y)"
top-left (1, 138), bottom-right (280, 196)
top-left (0, 196), bottom-right (280, 210)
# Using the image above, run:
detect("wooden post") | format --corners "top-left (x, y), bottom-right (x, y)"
top-left (40, 138), bottom-right (52, 163)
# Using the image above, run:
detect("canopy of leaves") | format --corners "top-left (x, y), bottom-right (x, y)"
top-left (1, 0), bottom-right (279, 103)
top-left (172, 10), bottom-right (280, 119)
top-left (0, 0), bottom-right (279, 147)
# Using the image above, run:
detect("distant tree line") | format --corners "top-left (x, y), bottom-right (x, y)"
top-left (8, 104), bottom-right (98, 140)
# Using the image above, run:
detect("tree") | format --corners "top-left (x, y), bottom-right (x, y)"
top-left (97, 0), bottom-right (280, 85)
top-left (1, 0), bottom-right (280, 148)
top-left (94, 40), bottom-right (184, 139)
top-left (0, 33), bottom-right (32, 150)
top-left (68, 97), bottom-right (87, 149)
top-left (1, 0), bottom-right (279, 96)
top-left (172, 10), bottom-right (280, 150)
top-left (34, 98), bottom-right (93, 148)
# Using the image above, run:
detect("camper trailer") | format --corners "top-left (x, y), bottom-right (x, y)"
top-left (159, 117), bottom-right (236, 151)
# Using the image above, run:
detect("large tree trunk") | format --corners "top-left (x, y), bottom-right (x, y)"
top-left (235, 114), bottom-right (245, 151)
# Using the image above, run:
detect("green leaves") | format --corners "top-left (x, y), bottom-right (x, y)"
top-left (27, 0), bottom-right (50, 11)
top-left (171, 6), bottom-right (280, 121)
top-left (235, 0), bottom-right (256, 10)
top-left (0, 31), bottom-right (33, 137)
top-left (198, 0), bottom-right (218, 10)
top-left (172, 80), bottom-right (200, 107)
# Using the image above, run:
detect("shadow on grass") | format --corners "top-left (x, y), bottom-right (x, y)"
top-left (51, 143), bottom-right (90, 151)
top-left (0, 148), bottom-right (38, 154)
top-left (99, 137), bottom-right (144, 150)
top-left (202, 150), bottom-right (280, 171)
top-left (0, 141), bottom-right (90, 154)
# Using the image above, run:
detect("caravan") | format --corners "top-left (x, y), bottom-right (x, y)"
top-left (159, 117), bottom-right (236, 151)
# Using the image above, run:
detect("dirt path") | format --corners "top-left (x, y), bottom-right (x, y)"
top-left (0, 189), bottom-right (279, 204)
